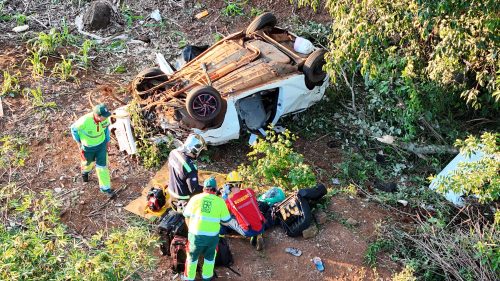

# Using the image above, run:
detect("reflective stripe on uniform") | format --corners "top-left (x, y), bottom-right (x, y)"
top-left (172, 150), bottom-right (193, 173)
top-left (168, 189), bottom-right (190, 200)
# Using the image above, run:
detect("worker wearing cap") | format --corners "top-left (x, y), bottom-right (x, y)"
top-left (167, 134), bottom-right (206, 212)
top-left (183, 177), bottom-right (231, 281)
top-left (70, 103), bottom-right (114, 196)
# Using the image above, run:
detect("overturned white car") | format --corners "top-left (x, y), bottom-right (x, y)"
top-left (125, 13), bottom-right (329, 146)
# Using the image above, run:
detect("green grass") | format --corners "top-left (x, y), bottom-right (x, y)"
top-left (1, 71), bottom-right (21, 97)
top-left (222, 0), bottom-right (246, 17)
top-left (52, 56), bottom-right (75, 81)
top-left (22, 87), bottom-right (56, 109)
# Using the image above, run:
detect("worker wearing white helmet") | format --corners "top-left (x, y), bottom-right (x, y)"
top-left (167, 134), bottom-right (207, 212)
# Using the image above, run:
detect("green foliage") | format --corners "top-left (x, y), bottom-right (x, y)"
top-left (122, 6), bottom-right (143, 28)
top-left (52, 56), bottom-right (76, 81)
top-left (321, 0), bottom-right (499, 140)
top-left (31, 28), bottom-right (62, 55)
top-left (249, 7), bottom-right (264, 17)
top-left (365, 239), bottom-right (393, 267)
top-left (291, 18), bottom-right (331, 47)
top-left (59, 18), bottom-right (78, 45)
top-left (105, 40), bottom-right (126, 52)
top-left (289, 0), bottom-right (319, 12)
top-left (13, 13), bottom-right (26, 26)
top-left (1, 71), bottom-right (21, 97)
top-left (431, 132), bottom-right (499, 203)
top-left (213, 32), bottom-right (224, 42)
top-left (0, 136), bottom-right (28, 169)
top-left (238, 129), bottom-right (316, 191)
top-left (392, 265), bottom-right (417, 281)
top-left (128, 101), bottom-right (173, 169)
top-left (111, 64), bottom-right (127, 74)
top-left (22, 87), bottom-right (56, 109)
top-left (0, 1), bottom-right (11, 22)
top-left (78, 39), bottom-right (94, 68)
top-left (26, 52), bottom-right (47, 79)
top-left (222, 0), bottom-right (246, 17)
top-left (0, 184), bottom-right (157, 280)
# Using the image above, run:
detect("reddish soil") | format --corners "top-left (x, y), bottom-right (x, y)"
top-left (1, 1), bottom-right (401, 280)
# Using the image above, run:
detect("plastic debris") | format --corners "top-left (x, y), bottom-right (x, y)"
top-left (13, 25), bottom-right (29, 33)
top-left (331, 178), bottom-right (340, 185)
top-left (312, 257), bottom-right (324, 272)
top-left (397, 199), bottom-right (408, 206)
top-left (195, 10), bottom-right (209, 19)
top-left (150, 9), bottom-right (162, 22)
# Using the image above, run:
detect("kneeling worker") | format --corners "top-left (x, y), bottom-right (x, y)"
top-left (223, 171), bottom-right (266, 250)
top-left (183, 177), bottom-right (231, 281)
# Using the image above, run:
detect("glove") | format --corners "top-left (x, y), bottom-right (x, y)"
top-left (221, 184), bottom-right (231, 200)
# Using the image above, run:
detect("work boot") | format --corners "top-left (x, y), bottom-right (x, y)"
top-left (255, 234), bottom-right (264, 251)
top-left (101, 188), bottom-right (116, 199)
top-left (82, 173), bottom-right (89, 183)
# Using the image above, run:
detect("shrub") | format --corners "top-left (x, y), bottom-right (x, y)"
top-left (0, 184), bottom-right (157, 280)
top-left (431, 132), bottom-right (499, 203)
top-left (128, 100), bottom-right (173, 169)
top-left (1, 71), bottom-right (20, 97)
top-left (0, 135), bottom-right (28, 169)
top-left (238, 129), bottom-right (316, 191)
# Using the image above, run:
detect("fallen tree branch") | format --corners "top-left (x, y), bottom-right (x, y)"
top-left (86, 185), bottom-right (127, 217)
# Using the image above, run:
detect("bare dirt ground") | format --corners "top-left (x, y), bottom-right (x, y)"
top-left (1, 1), bottom-right (402, 280)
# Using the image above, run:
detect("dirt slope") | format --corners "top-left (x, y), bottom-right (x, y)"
top-left (1, 1), bottom-right (401, 280)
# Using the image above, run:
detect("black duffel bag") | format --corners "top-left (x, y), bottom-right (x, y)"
top-left (158, 209), bottom-right (188, 256)
top-left (297, 183), bottom-right (327, 201)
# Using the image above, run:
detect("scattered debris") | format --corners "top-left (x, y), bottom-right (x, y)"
top-left (397, 200), bottom-right (408, 207)
top-left (375, 150), bottom-right (386, 163)
top-left (12, 25), bottom-right (29, 33)
top-left (285, 247), bottom-right (302, 257)
top-left (312, 257), bottom-right (325, 272)
top-left (54, 187), bottom-right (63, 193)
top-left (195, 10), bottom-right (209, 19)
top-left (150, 9), bottom-right (162, 22)
top-left (331, 178), bottom-right (340, 185)
top-left (345, 218), bottom-right (358, 226)
top-left (376, 135), bottom-right (395, 144)
top-left (302, 223), bottom-right (318, 239)
top-left (313, 210), bottom-right (328, 225)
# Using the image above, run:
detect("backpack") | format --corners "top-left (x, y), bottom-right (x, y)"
top-left (158, 209), bottom-right (188, 256)
top-left (215, 237), bottom-right (234, 267)
top-left (273, 193), bottom-right (312, 237)
top-left (170, 235), bottom-right (188, 273)
top-left (147, 188), bottom-right (166, 212)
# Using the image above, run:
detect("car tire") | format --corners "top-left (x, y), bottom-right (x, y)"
top-left (303, 49), bottom-right (327, 84)
top-left (186, 85), bottom-right (223, 123)
top-left (246, 12), bottom-right (277, 35)
top-left (133, 68), bottom-right (168, 99)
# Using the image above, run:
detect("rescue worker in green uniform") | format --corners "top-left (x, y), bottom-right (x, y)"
top-left (183, 177), bottom-right (231, 281)
top-left (70, 104), bottom-right (115, 197)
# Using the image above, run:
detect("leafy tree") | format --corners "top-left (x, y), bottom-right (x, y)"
top-left (298, 0), bottom-right (499, 141)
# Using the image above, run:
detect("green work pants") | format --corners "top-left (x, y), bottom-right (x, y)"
top-left (184, 233), bottom-right (219, 281)
top-left (80, 142), bottom-right (111, 191)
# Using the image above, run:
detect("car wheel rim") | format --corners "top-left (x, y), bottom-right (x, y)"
top-left (192, 93), bottom-right (218, 118)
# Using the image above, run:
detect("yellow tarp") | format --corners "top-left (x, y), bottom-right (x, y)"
top-left (124, 162), bottom-right (225, 220)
